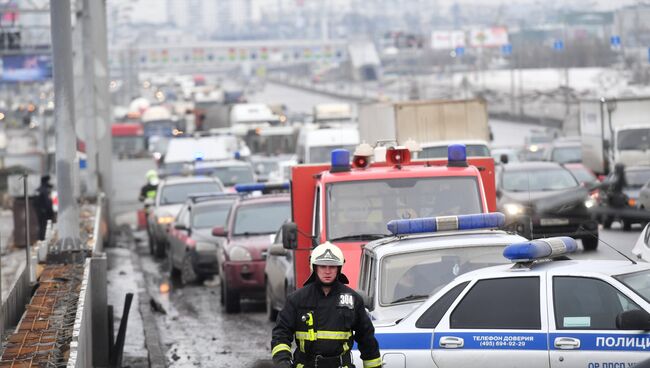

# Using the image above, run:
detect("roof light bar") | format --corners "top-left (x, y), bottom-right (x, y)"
top-left (447, 144), bottom-right (468, 167)
top-left (503, 237), bottom-right (578, 262)
top-left (330, 149), bottom-right (351, 173)
top-left (387, 212), bottom-right (506, 236)
top-left (234, 182), bottom-right (290, 193)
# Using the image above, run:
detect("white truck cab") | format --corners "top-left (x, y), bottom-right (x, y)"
top-left (296, 125), bottom-right (360, 163)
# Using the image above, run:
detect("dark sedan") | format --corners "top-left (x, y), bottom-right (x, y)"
top-left (167, 193), bottom-right (238, 285)
top-left (497, 162), bottom-right (599, 250)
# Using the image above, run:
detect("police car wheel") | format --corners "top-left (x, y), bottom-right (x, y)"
top-left (223, 277), bottom-right (241, 313)
top-left (265, 280), bottom-right (278, 322)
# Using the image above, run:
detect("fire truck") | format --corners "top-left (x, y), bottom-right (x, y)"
top-left (281, 143), bottom-right (497, 289)
top-left (112, 123), bottom-right (146, 159)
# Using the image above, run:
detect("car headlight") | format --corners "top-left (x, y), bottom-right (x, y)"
top-left (584, 198), bottom-right (596, 209)
top-left (157, 216), bottom-right (174, 225)
top-left (504, 203), bottom-right (524, 216)
top-left (228, 246), bottom-right (252, 261)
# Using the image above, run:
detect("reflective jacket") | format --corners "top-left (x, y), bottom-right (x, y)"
top-left (271, 279), bottom-right (381, 368)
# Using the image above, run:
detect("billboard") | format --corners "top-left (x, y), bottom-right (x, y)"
top-left (431, 30), bottom-right (466, 50)
top-left (2, 54), bottom-right (52, 82)
top-left (469, 27), bottom-right (509, 48)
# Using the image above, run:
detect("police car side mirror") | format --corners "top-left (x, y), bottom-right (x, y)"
top-left (282, 222), bottom-right (298, 250)
top-left (616, 309), bottom-right (650, 330)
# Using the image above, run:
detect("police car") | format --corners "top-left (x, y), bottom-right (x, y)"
top-left (358, 213), bottom-right (528, 322)
top-left (354, 237), bottom-right (650, 368)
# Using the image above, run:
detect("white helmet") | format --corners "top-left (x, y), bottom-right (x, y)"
top-left (310, 242), bottom-right (345, 269)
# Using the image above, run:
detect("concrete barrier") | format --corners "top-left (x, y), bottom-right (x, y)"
top-left (67, 258), bottom-right (93, 368)
top-left (0, 261), bottom-right (29, 339)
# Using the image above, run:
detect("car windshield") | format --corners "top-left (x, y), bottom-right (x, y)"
top-left (192, 203), bottom-right (233, 228)
top-left (626, 169), bottom-right (650, 187)
top-left (327, 177), bottom-right (482, 240)
top-left (502, 169), bottom-right (578, 192)
top-left (568, 167), bottom-right (597, 184)
top-left (380, 245), bottom-right (506, 305)
top-left (617, 128), bottom-right (650, 151)
top-left (197, 166), bottom-right (255, 186)
top-left (615, 270), bottom-right (650, 304)
top-left (160, 182), bottom-right (223, 205)
top-left (233, 202), bottom-right (291, 235)
top-left (552, 146), bottom-right (582, 164)
top-left (308, 145), bottom-right (356, 163)
top-left (419, 144), bottom-right (489, 159)
top-left (253, 161), bottom-right (280, 176)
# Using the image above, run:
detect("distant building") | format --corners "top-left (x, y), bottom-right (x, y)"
top-left (614, 4), bottom-right (650, 47)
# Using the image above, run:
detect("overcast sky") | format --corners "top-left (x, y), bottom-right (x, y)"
top-left (115, 0), bottom-right (645, 24)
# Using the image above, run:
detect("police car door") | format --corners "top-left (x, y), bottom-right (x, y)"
top-left (431, 276), bottom-right (549, 368)
top-left (548, 273), bottom-right (650, 368)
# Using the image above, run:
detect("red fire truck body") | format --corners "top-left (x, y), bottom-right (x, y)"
top-left (287, 147), bottom-right (496, 289)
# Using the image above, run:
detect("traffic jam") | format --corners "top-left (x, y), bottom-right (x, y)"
top-left (110, 74), bottom-right (650, 367)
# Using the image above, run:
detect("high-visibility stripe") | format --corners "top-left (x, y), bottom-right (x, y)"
top-left (297, 364), bottom-right (304, 368)
top-left (295, 330), bottom-right (352, 341)
top-left (299, 339), bottom-right (305, 352)
top-left (342, 342), bottom-right (349, 353)
top-left (363, 357), bottom-right (383, 368)
top-left (271, 343), bottom-right (291, 357)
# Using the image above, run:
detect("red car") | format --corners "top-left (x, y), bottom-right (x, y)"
top-left (213, 193), bottom-right (291, 313)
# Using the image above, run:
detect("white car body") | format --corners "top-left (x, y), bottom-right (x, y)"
top-left (353, 258), bottom-right (650, 368)
top-left (359, 230), bottom-right (528, 322)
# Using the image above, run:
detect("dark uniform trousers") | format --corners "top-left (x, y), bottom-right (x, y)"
top-left (271, 281), bottom-right (382, 368)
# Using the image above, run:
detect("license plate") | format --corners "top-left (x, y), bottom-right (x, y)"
top-left (540, 218), bottom-right (569, 226)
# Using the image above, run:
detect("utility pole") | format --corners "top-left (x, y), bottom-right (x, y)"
top-left (81, 0), bottom-right (98, 197)
top-left (91, 0), bottom-right (113, 237)
top-left (50, 0), bottom-right (81, 248)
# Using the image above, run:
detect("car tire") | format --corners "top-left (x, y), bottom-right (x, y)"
top-left (181, 254), bottom-right (201, 286)
top-left (265, 279), bottom-right (278, 322)
top-left (622, 220), bottom-right (632, 231)
top-left (582, 236), bottom-right (598, 251)
top-left (223, 276), bottom-right (241, 313)
top-left (168, 252), bottom-right (180, 279)
top-left (154, 237), bottom-right (166, 259)
top-left (603, 216), bottom-right (613, 229)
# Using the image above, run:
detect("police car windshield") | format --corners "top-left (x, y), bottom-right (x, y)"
top-left (233, 202), bottom-right (291, 236)
top-left (192, 203), bottom-right (233, 229)
top-left (615, 270), bottom-right (650, 304)
top-left (326, 177), bottom-right (482, 240)
top-left (502, 169), bottom-right (578, 192)
top-left (160, 182), bottom-right (223, 205)
top-left (380, 245), bottom-right (506, 305)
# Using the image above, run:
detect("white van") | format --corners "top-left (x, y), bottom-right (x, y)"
top-left (229, 103), bottom-right (280, 136)
top-left (296, 125), bottom-right (360, 164)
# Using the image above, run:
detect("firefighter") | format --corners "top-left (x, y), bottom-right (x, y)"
top-left (139, 170), bottom-right (159, 202)
top-left (271, 242), bottom-right (382, 368)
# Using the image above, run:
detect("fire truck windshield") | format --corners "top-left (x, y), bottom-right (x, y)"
top-left (326, 177), bottom-right (482, 241)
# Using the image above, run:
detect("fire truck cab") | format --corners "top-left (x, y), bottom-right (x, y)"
top-left (282, 144), bottom-right (497, 289)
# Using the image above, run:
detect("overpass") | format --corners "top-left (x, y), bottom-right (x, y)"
top-left (109, 39), bottom-right (350, 73)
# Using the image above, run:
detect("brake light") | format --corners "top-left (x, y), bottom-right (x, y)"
top-left (185, 237), bottom-right (196, 247)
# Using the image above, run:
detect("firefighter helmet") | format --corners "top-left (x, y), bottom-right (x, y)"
top-left (310, 242), bottom-right (345, 269)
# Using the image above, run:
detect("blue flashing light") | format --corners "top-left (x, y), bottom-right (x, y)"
top-left (387, 212), bottom-right (505, 236)
top-left (447, 144), bottom-right (467, 167)
top-left (330, 149), bottom-right (351, 173)
top-left (503, 237), bottom-right (577, 262)
top-left (234, 151), bottom-right (241, 160)
top-left (194, 151), bottom-right (205, 161)
top-left (234, 182), bottom-right (290, 193)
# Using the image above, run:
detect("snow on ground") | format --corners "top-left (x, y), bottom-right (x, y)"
top-left (107, 242), bottom-right (148, 367)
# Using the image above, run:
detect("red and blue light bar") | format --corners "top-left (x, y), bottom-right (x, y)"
top-left (387, 212), bottom-right (506, 236)
top-left (503, 237), bottom-right (577, 262)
